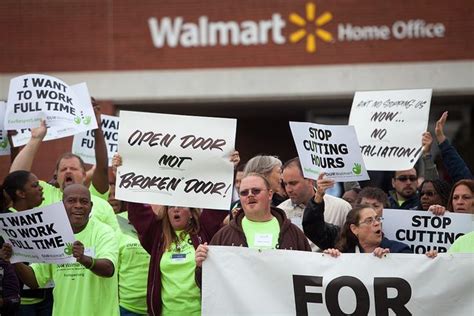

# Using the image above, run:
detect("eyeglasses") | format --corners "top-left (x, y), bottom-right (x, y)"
top-left (239, 188), bottom-right (265, 197)
top-left (395, 175), bottom-right (417, 182)
top-left (358, 216), bottom-right (383, 226)
top-left (420, 191), bottom-right (437, 197)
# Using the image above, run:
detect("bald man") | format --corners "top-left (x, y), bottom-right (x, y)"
top-left (5, 184), bottom-right (119, 316)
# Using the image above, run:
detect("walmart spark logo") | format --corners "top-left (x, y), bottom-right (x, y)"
top-left (289, 3), bottom-right (333, 53)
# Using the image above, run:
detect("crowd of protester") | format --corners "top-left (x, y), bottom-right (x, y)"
top-left (0, 103), bottom-right (472, 316)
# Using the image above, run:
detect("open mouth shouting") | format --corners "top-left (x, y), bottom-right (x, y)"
top-left (63, 174), bottom-right (75, 187)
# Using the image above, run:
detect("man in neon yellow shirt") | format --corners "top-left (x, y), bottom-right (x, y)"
top-left (196, 173), bottom-right (310, 267)
top-left (116, 212), bottom-right (150, 315)
top-left (5, 184), bottom-right (119, 316)
top-left (10, 106), bottom-right (118, 231)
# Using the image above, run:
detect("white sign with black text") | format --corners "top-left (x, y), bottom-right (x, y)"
top-left (382, 209), bottom-right (474, 253)
top-left (202, 246), bottom-right (473, 316)
top-left (348, 89), bottom-right (431, 170)
top-left (0, 203), bottom-right (76, 264)
top-left (72, 114), bottom-right (119, 166)
top-left (290, 122), bottom-right (369, 182)
top-left (115, 111), bottom-right (236, 210)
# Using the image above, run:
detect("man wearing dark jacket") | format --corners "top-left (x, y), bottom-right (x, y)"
top-left (196, 173), bottom-right (311, 268)
top-left (388, 168), bottom-right (420, 210)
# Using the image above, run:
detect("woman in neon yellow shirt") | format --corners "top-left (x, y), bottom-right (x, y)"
top-left (128, 203), bottom-right (227, 316)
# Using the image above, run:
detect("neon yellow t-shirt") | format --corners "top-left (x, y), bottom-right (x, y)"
top-left (242, 216), bottom-right (280, 249)
top-left (117, 213), bottom-right (150, 315)
top-left (31, 218), bottom-right (119, 316)
top-left (160, 231), bottom-right (200, 316)
top-left (448, 231), bottom-right (474, 253)
top-left (39, 181), bottom-right (119, 231)
top-left (89, 183), bottom-right (110, 201)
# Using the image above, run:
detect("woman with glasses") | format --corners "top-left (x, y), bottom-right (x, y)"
top-left (303, 173), bottom-right (412, 257)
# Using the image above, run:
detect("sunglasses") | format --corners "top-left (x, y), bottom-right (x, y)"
top-left (239, 188), bottom-right (265, 197)
top-left (395, 175), bottom-right (417, 182)
top-left (420, 191), bottom-right (437, 197)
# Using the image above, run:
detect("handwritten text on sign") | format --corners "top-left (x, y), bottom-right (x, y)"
top-left (115, 111), bottom-right (236, 210)
top-left (290, 122), bottom-right (369, 182)
top-left (382, 209), bottom-right (473, 253)
top-left (348, 89), bottom-right (431, 170)
top-left (0, 203), bottom-right (76, 264)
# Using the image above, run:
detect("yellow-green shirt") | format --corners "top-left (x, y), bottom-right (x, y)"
top-left (449, 231), bottom-right (474, 253)
top-left (31, 218), bottom-right (119, 316)
top-left (160, 231), bottom-right (200, 316)
top-left (242, 216), bottom-right (280, 249)
top-left (117, 213), bottom-right (150, 315)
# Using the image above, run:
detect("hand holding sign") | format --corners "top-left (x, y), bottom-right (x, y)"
top-left (315, 173), bottom-right (335, 203)
top-left (31, 119), bottom-right (48, 140)
top-left (0, 243), bottom-right (13, 261)
top-left (72, 240), bottom-right (86, 263)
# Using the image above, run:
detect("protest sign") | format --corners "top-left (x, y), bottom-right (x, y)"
top-left (289, 122), bottom-right (369, 182)
top-left (0, 101), bottom-right (10, 155)
top-left (4, 74), bottom-right (97, 131)
top-left (348, 89), bottom-right (431, 170)
top-left (382, 209), bottom-right (474, 254)
top-left (10, 125), bottom-right (79, 147)
top-left (8, 82), bottom-right (99, 147)
top-left (115, 111), bottom-right (236, 210)
top-left (202, 246), bottom-right (473, 316)
top-left (0, 203), bottom-right (76, 264)
top-left (72, 114), bottom-right (119, 166)
top-left (116, 214), bottom-right (137, 238)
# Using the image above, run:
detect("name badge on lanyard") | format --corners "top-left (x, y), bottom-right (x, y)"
top-left (171, 253), bottom-right (187, 262)
top-left (254, 233), bottom-right (273, 247)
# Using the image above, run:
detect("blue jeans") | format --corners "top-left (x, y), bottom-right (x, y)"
top-left (119, 306), bottom-right (147, 316)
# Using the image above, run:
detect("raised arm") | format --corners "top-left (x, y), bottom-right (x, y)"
top-left (435, 111), bottom-right (473, 182)
top-left (302, 173), bottom-right (340, 250)
top-left (10, 120), bottom-right (47, 172)
top-left (90, 98), bottom-right (109, 194)
top-left (127, 202), bottom-right (163, 253)
top-left (421, 131), bottom-right (439, 180)
top-left (7, 131), bottom-right (20, 164)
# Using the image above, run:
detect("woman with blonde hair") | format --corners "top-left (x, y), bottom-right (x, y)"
top-left (128, 203), bottom-right (227, 316)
